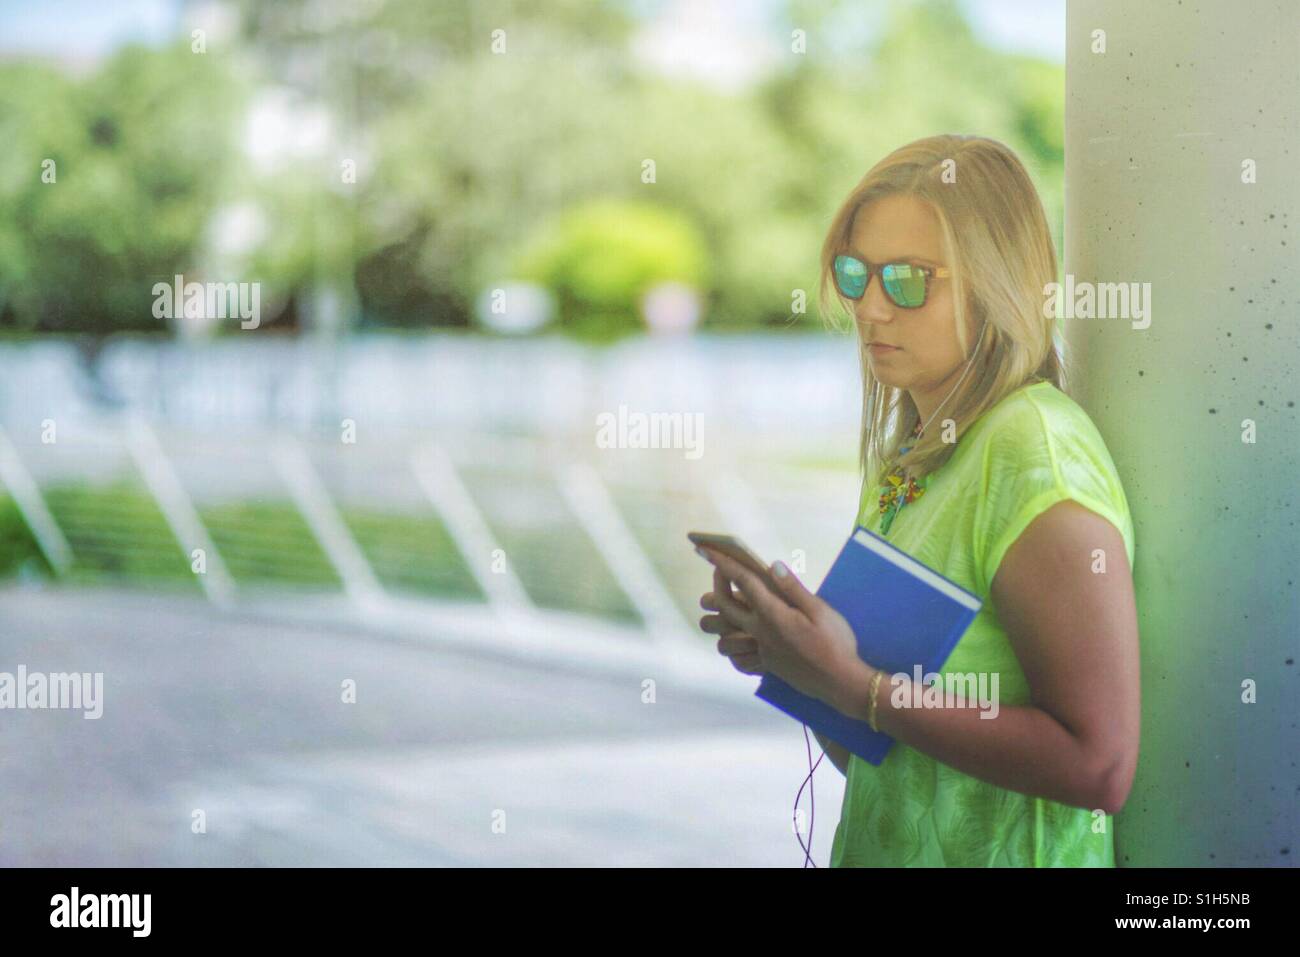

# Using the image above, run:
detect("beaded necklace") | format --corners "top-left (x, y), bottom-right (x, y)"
top-left (878, 419), bottom-right (926, 536)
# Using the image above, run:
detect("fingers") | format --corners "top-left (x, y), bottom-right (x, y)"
top-left (699, 577), bottom-right (749, 632)
top-left (728, 652), bottom-right (765, 676)
top-left (698, 612), bottom-right (730, 636)
top-left (699, 566), bottom-right (750, 615)
top-left (699, 609), bottom-right (760, 643)
top-left (703, 551), bottom-right (757, 612)
top-left (717, 566), bottom-right (748, 605)
top-left (717, 632), bottom-right (758, 656)
top-left (701, 547), bottom-right (803, 632)
top-left (702, 561), bottom-right (758, 634)
top-left (768, 561), bottom-right (823, 618)
top-left (715, 632), bottom-right (764, 676)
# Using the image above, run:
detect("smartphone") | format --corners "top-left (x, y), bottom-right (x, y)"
top-left (687, 531), bottom-right (786, 598)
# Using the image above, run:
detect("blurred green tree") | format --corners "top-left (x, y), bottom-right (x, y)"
top-left (0, 43), bottom-right (245, 334)
top-left (0, 0), bottom-right (1063, 337)
top-left (513, 199), bottom-right (708, 340)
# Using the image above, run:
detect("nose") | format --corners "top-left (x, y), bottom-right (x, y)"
top-left (854, 271), bottom-right (896, 330)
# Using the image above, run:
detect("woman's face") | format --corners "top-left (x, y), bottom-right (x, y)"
top-left (846, 194), bottom-right (976, 413)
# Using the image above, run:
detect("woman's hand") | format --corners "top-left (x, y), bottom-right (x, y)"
top-left (700, 566), bottom-right (765, 675)
top-left (696, 546), bottom-right (871, 711)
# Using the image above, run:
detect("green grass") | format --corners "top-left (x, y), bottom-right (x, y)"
top-left (197, 500), bottom-right (343, 590)
top-left (342, 510), bottom-right (482, 600)
top-left (30, 484), bottom-right (492, 598)
top-left (42, 483), bottom-right (199, 590)
top-left (7, 479), bottom-right (666, 626)
top-left (456, 466), bottom-right (642, 625)
top-left (609, 484), bottom-right (718, 631)
top-left (0, 495), bottom-right (49, 577)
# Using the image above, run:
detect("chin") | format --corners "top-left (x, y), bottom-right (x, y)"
top-left (868, 362), bottom-right (908, 389)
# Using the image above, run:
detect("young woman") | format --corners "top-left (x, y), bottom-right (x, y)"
top-left (696, 134), bottom-right (1140, 867)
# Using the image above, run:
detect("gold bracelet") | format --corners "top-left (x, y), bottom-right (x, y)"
top-left (867, 667), bottom-right (884, 732)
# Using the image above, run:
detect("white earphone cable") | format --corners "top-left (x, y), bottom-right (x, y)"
top-left (913, 319), bottom-right (989, 442)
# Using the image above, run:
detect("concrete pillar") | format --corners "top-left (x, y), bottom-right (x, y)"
top-left (1066, 1), bottom-right (1299, 865)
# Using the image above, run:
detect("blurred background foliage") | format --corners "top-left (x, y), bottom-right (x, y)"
top-left (515, 200), bottom-right (709, 339)
top-left (0, 0), bottom-right (1063, 340)
top-left (0, 44), bottom-right (245, 333)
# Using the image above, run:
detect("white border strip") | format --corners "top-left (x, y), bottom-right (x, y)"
top-left (851, 528), bottom-right (982, 611)
top-left (126, 418), bottom-right (236, 607)
top-left (556, 461), bottom-right (693, 643)
top-left (410, 444), bottom-right (533, 611)
top-left (0, 426), bottom-right (74, 575)
top-left (271, 437), bottom-right (385, 610)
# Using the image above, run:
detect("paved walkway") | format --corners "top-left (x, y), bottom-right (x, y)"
top-left (0, 587), bottom-right (845, 866)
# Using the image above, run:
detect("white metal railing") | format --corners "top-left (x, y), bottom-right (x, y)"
top-left (0, 415), bottom-right (857, 686)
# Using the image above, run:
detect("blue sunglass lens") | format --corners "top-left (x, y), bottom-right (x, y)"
top-left (882, 263), bottom-right (926, 307)
top-left (834, 255), bottom-right (868, 298)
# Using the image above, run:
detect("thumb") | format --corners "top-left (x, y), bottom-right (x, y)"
top-left (770, 561), bottom-right (819, 617)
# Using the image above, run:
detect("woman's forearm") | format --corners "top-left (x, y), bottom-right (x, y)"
top-left (834, 662), bottom-right (1118, 814)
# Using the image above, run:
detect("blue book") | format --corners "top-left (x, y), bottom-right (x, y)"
top-left (755, 525), bottom-right (983, 765)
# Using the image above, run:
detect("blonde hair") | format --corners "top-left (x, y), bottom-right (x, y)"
top-left (817, 134), bottom-right (1065, 489)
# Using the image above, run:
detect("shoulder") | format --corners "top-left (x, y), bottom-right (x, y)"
top-left (966, 382), bottom-right (1116, 477)
top-left (963, 382), bottom-right (1135, 591)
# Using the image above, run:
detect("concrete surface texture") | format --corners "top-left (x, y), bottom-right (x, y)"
top-left (0, 586), bottom-right (845, 867)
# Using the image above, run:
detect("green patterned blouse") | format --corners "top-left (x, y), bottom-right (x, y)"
top-left (830, 380), bottom-right (1135, 867)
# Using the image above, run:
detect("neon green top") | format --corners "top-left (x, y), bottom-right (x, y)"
top-left (829, 379), bottom-right (1135, 867)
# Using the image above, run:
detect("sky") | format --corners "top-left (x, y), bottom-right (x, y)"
top-left (0, 0), bottom-right (178, 59)
top-left (632, 0), bottom-right (1063, 91)
top-left (0, 0), bottom-right (1065, 75)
